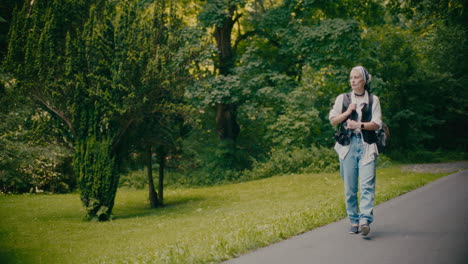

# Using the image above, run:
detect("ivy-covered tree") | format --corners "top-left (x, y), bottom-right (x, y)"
top-left (0, 0), bottom-right (25, 60)
top-left (5, 0), bottom-right (202, 220)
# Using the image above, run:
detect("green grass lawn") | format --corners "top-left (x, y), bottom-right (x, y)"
top-left (0, 166), bottom-right (449, 264)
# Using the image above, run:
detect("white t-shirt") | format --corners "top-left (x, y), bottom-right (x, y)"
top-left (329, 91), bottom-right (382, 166)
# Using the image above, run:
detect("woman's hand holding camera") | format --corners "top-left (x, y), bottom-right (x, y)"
top-left (346, 120), bottom-right (361, 130)
top-left (345, 103), bottom-right (360, 130)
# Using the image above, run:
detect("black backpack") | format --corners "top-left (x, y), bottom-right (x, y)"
top-left (340, 92), bottom-right (390, 153)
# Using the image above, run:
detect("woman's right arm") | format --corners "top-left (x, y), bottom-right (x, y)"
top-left (329, 94), bottom-right (356, 126)
top-left (330, 106), bottom-right (355, 126)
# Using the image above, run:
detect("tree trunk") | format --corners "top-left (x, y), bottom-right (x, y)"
top-left (76, 136), bottom-right (119, 221)
top-left (213, 15), bottom-right (234, 76)
top-left (157, 150), bottom-right (166, 206)
top-left (213, 6), bottom-right (240, 141)
top-left (146, 145), bottom-right (159, 208)
top-left (216, 103), bottom-right (240, 140)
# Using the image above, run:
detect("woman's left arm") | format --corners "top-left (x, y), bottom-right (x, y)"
top-left (346, 95), bottom-right (382, 131)
top-left (346, 120), bottom-right (379, 130)
top-left (367, 95), bottom-right (382, 130)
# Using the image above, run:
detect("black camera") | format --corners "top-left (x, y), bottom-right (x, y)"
top-left (334, 130), bottom-right (351, 145)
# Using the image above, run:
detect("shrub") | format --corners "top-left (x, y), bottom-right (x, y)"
top-left (0, 140), bottom-right (73, 194)
top-left (119, 169), bottom-right (148, 190)
top-left (376, 154), bottom-right (394, 168)
top-left (387, 148), bottom-right (467, 164)
top-left (242, 145), bottom-right (339, 181)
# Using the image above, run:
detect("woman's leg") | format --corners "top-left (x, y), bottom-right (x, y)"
top-left (340, 140), bottom-right (361, 225)
top-left (359, 159), bottom-right (376, 225)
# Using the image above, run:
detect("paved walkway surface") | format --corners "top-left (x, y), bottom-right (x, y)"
top-left (225, 168), bottom-right (468, 264)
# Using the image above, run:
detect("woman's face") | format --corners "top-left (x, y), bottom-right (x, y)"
top-left (349, 69), bottom-right (365, 93)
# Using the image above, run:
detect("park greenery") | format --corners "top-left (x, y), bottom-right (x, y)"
top-left (0, 167), bottom-right (450, 263)
top-left (0, 0), bottom-right (467, 221)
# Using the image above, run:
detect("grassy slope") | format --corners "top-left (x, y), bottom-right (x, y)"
top-left (0, 166), bottom-right (449, 263)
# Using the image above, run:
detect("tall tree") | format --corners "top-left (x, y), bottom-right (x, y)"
top-left (199, 0), bottom-right (248, 141)
top-left (227, 0), bottom-right (362, 149)
top-left (381, 0), bottom-right (468, 150)
top-left (129, 0), bottom-right (200, 207)
top-left (5, 0), bottom-right (201, 220)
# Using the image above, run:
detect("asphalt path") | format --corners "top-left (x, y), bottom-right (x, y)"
top-left (225, 169), bottom-right (468, 264)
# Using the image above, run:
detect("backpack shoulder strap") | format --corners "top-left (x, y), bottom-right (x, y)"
top-left (361, 93), bottom-right (374, 122)
top-left (368, 93), bottom-right (374, 119)
top-left (341, 92), bottom-right (351, 113)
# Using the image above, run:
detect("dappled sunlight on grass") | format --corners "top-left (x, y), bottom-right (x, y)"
top-left (0, 167), bottom-right (448, 263)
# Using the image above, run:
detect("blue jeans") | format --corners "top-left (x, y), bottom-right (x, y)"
top-left (339, 134), bottom-right (376, 225)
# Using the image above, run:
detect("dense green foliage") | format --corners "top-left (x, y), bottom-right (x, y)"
top-left (0, 68), bottom-right (74, 193)
top-left (3, 0), bottom-right (203, 219)
top-left (1, 0), bottom-right (467, 217)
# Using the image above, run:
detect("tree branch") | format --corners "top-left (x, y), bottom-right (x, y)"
top-left (233, 13), bottom-right (243, 24)
top-left (35, 95), bottom-right (76, 137)
top-left (112, 117), bottom-right (135, 151)
top-left (234, 30), bottom-right (257, 51)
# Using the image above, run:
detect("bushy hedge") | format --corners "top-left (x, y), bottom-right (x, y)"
top-left (243, 147), bottom-right (395, 181)
top-left (242, 146), bottom-right (339, 181)
top-left (387, 149), bottom-right (467, 164)
top-left (0, 140), bottom-right (74, 194)
top-left (118, 146), bottom-right (338, 188)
